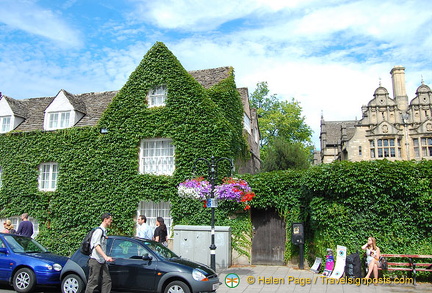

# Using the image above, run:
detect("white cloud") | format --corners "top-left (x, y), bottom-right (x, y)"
top-left (1, 0), bottom-right (431, 150)
top-left (0, 0), bottom-right (82, 47)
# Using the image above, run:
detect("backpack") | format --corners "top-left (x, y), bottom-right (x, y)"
top-left (80, 227), bottom-right (102, 255)
top-left (345, 252), bottom-right (362, 279)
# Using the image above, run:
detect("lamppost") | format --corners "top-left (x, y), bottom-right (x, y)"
top-left (193, 156), bottom-right (233, 271)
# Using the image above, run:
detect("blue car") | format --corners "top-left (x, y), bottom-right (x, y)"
top-left (0, 233), bottom-right (69, 293)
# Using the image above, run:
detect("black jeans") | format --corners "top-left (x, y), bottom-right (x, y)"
top-left (85, 258), bottom-right (112, 293)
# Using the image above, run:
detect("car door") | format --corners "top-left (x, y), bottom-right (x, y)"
top-left (0, 238), bottom-right (13, 280)
top-left (108, 239), bottom-right (157, 292)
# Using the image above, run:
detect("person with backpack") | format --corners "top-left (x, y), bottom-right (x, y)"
top-left (85, 213), bottom-right (114, 293)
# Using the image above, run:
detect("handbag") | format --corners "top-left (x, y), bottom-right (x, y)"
top-left (379, 256), bottom-right (388, 270)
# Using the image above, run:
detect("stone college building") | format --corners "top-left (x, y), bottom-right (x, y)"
top-left (320, 66), bottom-right (432, 163)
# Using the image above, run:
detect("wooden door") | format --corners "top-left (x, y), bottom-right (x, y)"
top-left (251, 208), bottom-right (286, 265)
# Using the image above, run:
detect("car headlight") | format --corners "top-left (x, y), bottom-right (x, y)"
top-left (192, 269), bottom-right (209, 281)
top-left (53, 263), bottom-right (62, 271)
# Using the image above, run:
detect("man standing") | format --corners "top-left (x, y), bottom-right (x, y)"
top-left (85, 213), bottom-right (114, 293)
top-left (136, 215), bottom-right (153, 239)
top-left (17, 213), bottom-right (34, 237)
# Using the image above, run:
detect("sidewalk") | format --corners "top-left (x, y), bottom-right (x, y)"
top-left (217, 265), bottom-right (432, 293)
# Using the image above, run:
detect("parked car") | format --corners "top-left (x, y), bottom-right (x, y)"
top-left (61, 236), bottom-right (220, 293)
top-left (0, 232), bottom-right (69, 293)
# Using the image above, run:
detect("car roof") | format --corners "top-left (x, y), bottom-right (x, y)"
top-left (109, 235), bottom-right (157, 243)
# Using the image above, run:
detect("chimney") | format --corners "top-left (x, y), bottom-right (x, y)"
top-left (390, 66), bottom-right (408, 112)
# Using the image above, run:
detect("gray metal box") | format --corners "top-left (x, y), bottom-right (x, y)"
top-left (173, 225), bottom-right (231, 270)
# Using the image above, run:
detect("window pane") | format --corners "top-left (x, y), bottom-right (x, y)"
top-left (39, 163), bottom-right (58, 191)
top-left (413, 138), bottom-right (419, 147)
top-left (140, 139), bottom-right (175, 175)
top-left (1, 116), bottom-right (11, 132)
top-left (60, 112), bottom-right (70, 128)
top-left (148, 86), bottom-right (167, 107)
top-left (369, 140), bottom-right (375, 147)
top-left (414, 147), bottom-right (420, 157)
top-left (378, 148), bottom-right (383, 157)
top-left (377, 140), bottom-right (382, 147)
top-left (137, 200), bottom-right (172, 237)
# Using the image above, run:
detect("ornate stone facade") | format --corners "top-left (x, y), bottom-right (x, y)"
top-left (320, 66), bottom-right (432, 163)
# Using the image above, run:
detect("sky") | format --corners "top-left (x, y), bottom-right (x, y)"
top-left (1, 0), bottom-right (431, 149)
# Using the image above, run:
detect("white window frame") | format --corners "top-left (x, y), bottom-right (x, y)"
top-left (0, 116), bottom-right (11, 133)
top-left (139, 138), bottom-right (175, 175)
top-left (47, 111), bottom-right (71, 130)
top-left (243, 113), bottom-right (251, 134)
top-left (148, 86), bottom-right (167, 107)
top-left (39, 163), bottom-right (58, 191)
top-left (137, 200), bottom-right (172, 238)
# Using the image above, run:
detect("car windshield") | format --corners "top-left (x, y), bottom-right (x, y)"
top-left (144, 241), bottom-right (178, 259)
top-left (4, 234), bottom-right (48, 253)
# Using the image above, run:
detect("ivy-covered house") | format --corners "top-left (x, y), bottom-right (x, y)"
top-left (0, 42), bottom-right (260, 256)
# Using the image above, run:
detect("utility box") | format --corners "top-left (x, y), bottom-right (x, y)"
top-left (173, 225), bottom-right (231, 270)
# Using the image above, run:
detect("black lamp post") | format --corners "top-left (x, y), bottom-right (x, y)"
top-left (193, 156), bottom-right (233, 271)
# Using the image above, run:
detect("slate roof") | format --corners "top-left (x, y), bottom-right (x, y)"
top-left (323, 120), bottom-right (357, 145)
top-left (188, 67), bottom-right (231, 89)
top-left (14, 91), bottom-right (118, 132)
top-left (3, 67), bottom-right (238, 133)
top-left (4, 96), bottom-right (28, 118)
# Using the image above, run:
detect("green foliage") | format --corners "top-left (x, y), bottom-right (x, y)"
top-left (249, 81), bottom-right (312, 167)
top-left (0, 42), bottom-right (249, 256)
top-left (1, 42), bottom-right (431, 271)
top-left (262, 138), bottom-right (310, 171)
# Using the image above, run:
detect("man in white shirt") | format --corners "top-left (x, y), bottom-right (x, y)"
top-left (85, 213), bottom-right (114, 293)
top-left (136, 215), bottom-right (153, 239)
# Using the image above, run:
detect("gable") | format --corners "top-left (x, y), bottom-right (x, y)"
top-left (0, 97), bottom-right (13, 116)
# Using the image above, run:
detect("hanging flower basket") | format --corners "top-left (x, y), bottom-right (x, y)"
top-left (177, 177), bottom-right (211, 200)
top-left (178, 177), bottom-right (255, 210)
top-left (215, 177), bottom-right (255, 210)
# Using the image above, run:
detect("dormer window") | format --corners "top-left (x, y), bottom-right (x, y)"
top-left (148, 86), bottom-right (167, 107)
top-left (0, 116), bottom-right (11, 133)
top-left (47, 111), bottom-right (71, 130)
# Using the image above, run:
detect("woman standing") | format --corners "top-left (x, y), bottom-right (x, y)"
top-left (362, 237), bottom-right (381, 279)
top-left (153, 217), bottom-right (168, 247)
top-left (2, 220), bottom-right (17, 234)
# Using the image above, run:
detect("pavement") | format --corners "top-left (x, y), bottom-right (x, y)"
top-left (0, 265), bottom-right (430, 293)
top-left (217, 265), bottom-right (432, 293)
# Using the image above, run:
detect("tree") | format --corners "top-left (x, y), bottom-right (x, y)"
top-left (250, 81), bottom-right (313, 169)
top-left (262, 138), bottom-right (310, 171)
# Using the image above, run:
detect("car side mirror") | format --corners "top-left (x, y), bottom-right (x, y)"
top-left (0, 248), bottom-right (7, 254)
top-left (142, 253), bottom-right (153, 261)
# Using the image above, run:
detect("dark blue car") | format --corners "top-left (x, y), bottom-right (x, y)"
top-left (0, 233), bottom-right (69, 293)
top-left (61, 236), bottom-right (220, 293)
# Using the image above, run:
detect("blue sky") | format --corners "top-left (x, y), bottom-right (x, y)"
top-left (1, 0), bottom-right (431, 148)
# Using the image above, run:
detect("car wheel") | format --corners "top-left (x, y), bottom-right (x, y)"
top-left (164, 280), bottom-right (191, 293)
top-left (61, 273), bottom-right (85, 293)
top-left (12, 268), bottom-right (36, 293)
